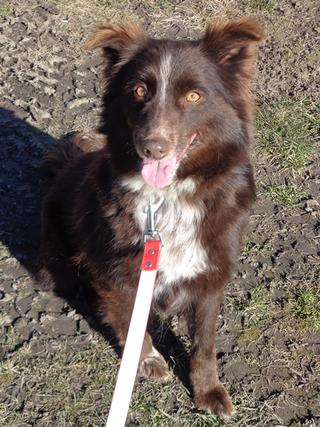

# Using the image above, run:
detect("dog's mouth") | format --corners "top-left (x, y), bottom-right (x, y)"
top-left (141, 133), bottom-right (197, 188)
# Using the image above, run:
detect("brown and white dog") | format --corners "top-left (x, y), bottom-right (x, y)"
top-left (38, 18), bottom-right (264, 417)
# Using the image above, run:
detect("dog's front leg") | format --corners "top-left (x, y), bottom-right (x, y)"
top-left (189, 289), bottom-right (233, 418)
top-left (98, 288), bottom-right (170, 381)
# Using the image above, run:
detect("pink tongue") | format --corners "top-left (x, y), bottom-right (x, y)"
top-left (141, 156), bottom-right (177, 188)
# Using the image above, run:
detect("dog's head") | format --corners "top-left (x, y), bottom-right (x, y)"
top-left (85, 18), bottom-right (263, 188)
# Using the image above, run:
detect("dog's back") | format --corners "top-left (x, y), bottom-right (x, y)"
top-left (41, 140), bottom-right (82, 180)
top-left (41, 131), bottom-right (106, 182)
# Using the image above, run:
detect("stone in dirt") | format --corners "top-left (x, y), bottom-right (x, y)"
top-left (43, 317), bottom-right (77, 337)
top-left (16, 294), bottom-right (34, 315)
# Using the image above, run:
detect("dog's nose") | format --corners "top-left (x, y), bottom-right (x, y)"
top-left (142, 139), bottom-right (170, 161)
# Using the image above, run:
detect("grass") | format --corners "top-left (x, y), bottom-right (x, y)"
top-left (3, 325), bottom-right (20, 348)
top-left (0, 2), bottom-right (11, 17)
top-left (257, 100), bottom-right (319, 170)
top-left (241, 237), bottom-right (272, 257)
top-left (240, 0), bottom-right (275, 11)
top-left (0, 360), bottom-right (17, 385)
top-left (0, 334), bottom-right (117, 426)
top-left (238, 325), bottom-right (261, 343)
top-left (233, 283), bottom-right (269, 343)
top-left (265, 184), bottom-right (308, 207)
top-left (291, 286), bottom-right (320, 330)
top-left (244, 283), bottom-right (269, 323)
top-left (230, 282), bottom-right (270, 323)
top-left (0, 331), bottom-right (230, 427)
top-left (44, 0), bottom-right (240, 42)
top-left (266, 280), bottom-right (320, 333)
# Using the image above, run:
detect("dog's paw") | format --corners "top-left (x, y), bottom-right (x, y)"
top-left (194, 383), bottom-right (234, 418)
top-left (138, 348), bottom-right (171, 381)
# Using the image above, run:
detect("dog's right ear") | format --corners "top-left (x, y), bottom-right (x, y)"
top-left (84, 23), bottom-right (147, 66)
top-left (202, 17), bottom-right (264, 81)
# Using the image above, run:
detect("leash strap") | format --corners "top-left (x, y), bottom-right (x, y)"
top-left (105, 239), bottom-right (161, 427)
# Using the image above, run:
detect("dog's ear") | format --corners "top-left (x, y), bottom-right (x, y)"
top-left (84, 23), bottom-right (147, 66)
top-left (202, 17), bottom-right (264, 80)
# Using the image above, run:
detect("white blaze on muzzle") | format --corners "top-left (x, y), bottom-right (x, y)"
top-left (141, 133), bottom-right (197, 188)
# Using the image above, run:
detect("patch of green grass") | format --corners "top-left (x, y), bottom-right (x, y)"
top-left (231, 283), bottom-right (270, 341)
top-left (0, 2), bottom-right (11, 17)
top-left (257, 100), bottom-right (319, 170)
top-left (291, 287), bottom-right (320, 330)
top-left (244, 283), bottom-right (269, 323)
top-left (241, 238), bottom-right (272, 257)
top-left (265, 184), bottom-right (308, 207)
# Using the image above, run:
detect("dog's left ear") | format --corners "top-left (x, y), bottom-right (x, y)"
top-left (202, 17), bottom-right (264, 80)
top-left (84, 23), bottom-right (147, 66)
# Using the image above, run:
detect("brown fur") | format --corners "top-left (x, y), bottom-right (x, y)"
top-left (38, 17), bottom-right (264, 417)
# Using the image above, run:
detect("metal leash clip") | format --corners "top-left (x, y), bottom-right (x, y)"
top-left (143, 196), bottom-right (164, 244)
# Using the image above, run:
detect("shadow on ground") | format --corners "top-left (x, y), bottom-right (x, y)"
top-left (0, 107), bottom-right (191, 390)
top-left (0, 107), bottom-right (55, 271)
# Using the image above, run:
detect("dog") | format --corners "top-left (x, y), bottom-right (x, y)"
top-left (37, 17), bottom-right (264, 417)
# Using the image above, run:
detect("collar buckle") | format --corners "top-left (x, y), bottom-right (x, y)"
top-left (143, 196), bottom-right (164, 244)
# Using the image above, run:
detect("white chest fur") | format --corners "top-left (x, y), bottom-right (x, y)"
top-left (121, 176), bottom-right (209, 287)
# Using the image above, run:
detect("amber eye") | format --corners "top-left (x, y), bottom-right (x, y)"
top-left (134, 85), bottom-right (147, 98)
top-left (186, 91), bottom-right (201, 103)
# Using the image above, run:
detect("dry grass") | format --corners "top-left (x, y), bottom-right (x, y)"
top-left (0, 331), bottom-right (234, 426)
top-left (0, 1), bottom-right (11, 17)
top-left (50, 0), bottom-right (240, 36)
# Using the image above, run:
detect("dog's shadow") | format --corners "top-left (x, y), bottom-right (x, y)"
top-left (0, 108), bottom-right (54, 272)
top-left (0, 107), bottom-right (192, 393)
top-left (151, 318), bottom-right (192, 391)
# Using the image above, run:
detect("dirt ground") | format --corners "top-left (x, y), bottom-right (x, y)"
top-left (0, 0), bottom-right (319, 426)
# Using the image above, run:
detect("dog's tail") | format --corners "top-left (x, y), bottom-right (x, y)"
top-left (41, 131), bottom-right (106, 182)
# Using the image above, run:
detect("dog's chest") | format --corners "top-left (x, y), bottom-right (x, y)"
top-left (125, 178), bottom-right (209, 286)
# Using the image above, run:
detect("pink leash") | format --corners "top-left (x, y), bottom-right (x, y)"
top-left (105, 198), bottom-right (163, 427)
